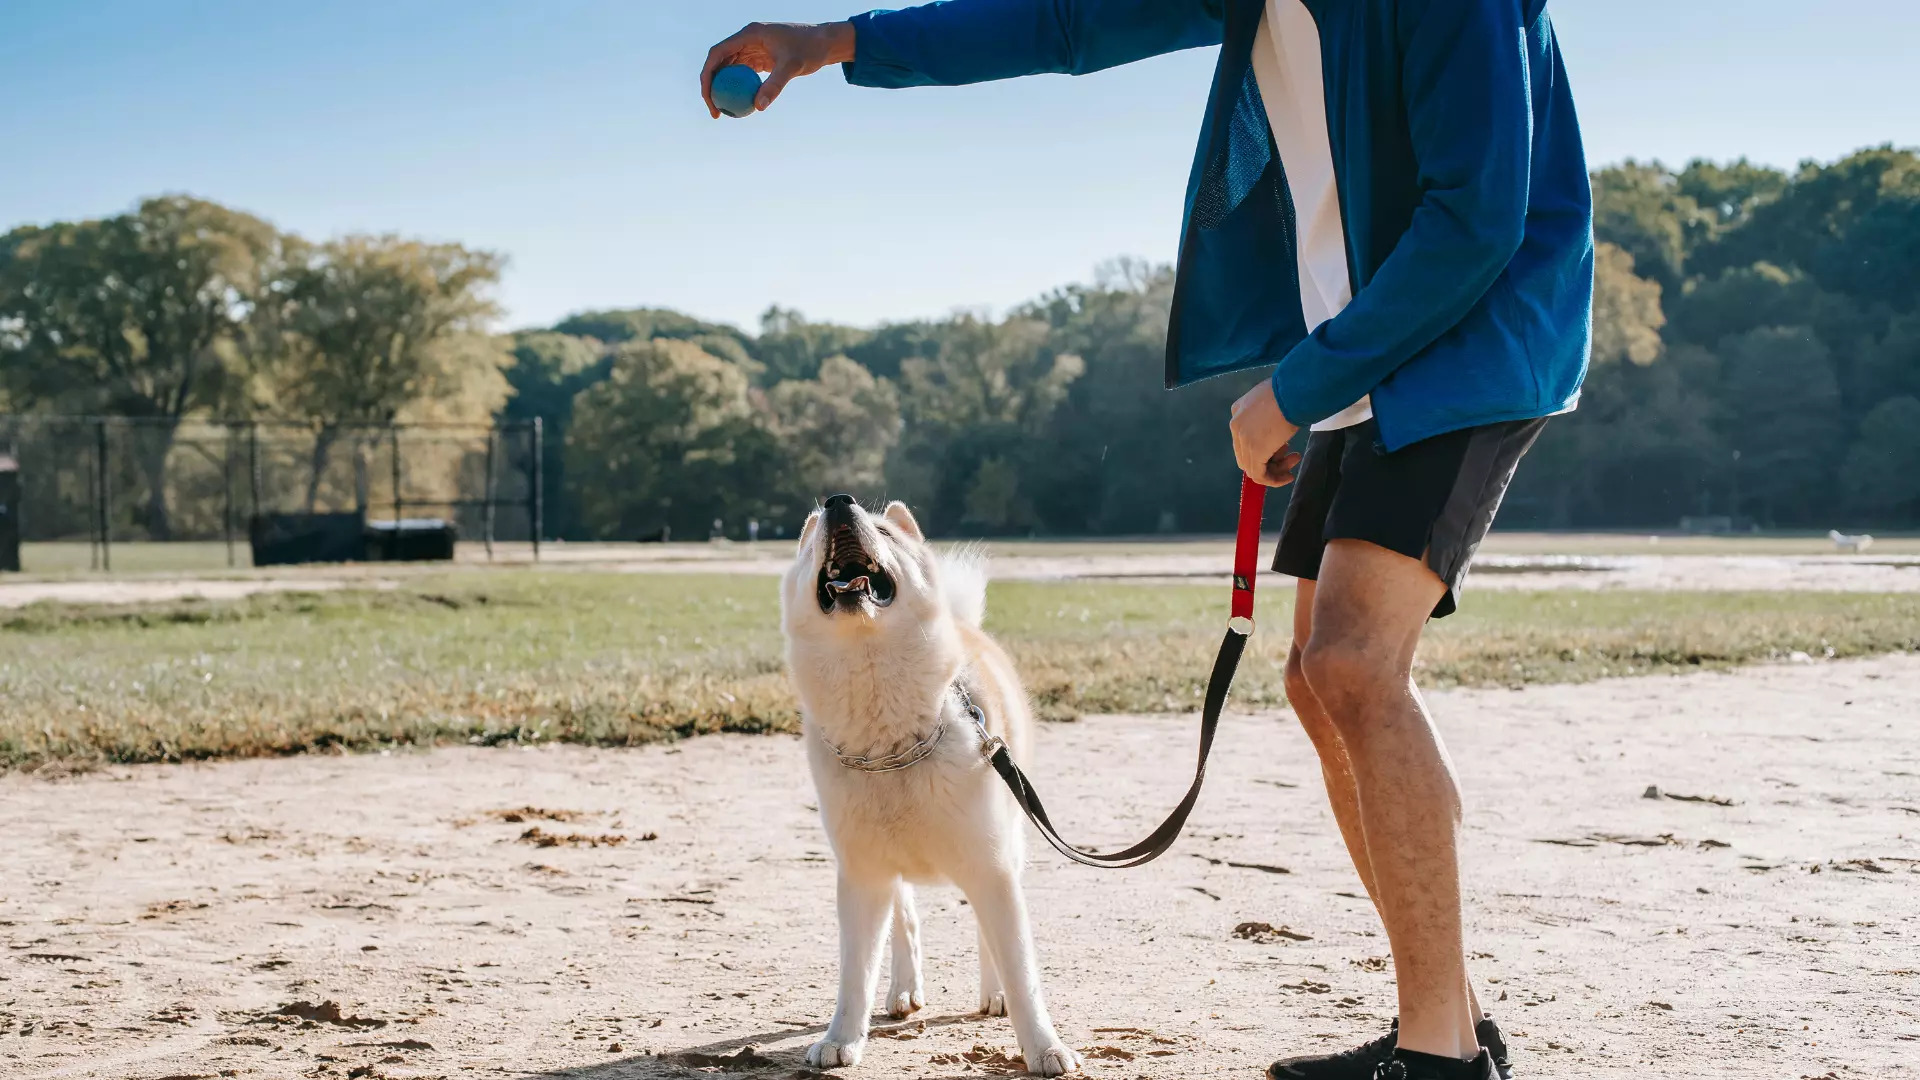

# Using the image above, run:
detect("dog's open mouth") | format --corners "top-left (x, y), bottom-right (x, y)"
top-left (817, 523), bottom-right (896, 613)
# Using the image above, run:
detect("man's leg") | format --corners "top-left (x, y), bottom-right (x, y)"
top-left (1296, 539), bottom-right (1474, 1061)
top-left (1285, 578), bottom-right (1487, 1028)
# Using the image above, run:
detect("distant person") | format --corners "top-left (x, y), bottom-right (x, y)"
top-left (703, 5), bottom-right (1592, 1080)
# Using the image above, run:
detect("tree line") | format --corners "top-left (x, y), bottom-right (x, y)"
top-left (0, 197), bottom-right (509, 537)
top-left (5, 146), bottom-right (1918, 542)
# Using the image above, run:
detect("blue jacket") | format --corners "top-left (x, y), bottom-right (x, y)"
top-left (844, 0), bottom-right (1593, 450)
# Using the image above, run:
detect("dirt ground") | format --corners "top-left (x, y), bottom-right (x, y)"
top-left (3, 655), bottom-right (1916, 1079)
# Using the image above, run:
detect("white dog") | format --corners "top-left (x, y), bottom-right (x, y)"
top-left (779, 494), bottom-right (1081, 1076)
top-left (1829, 529), bottom-right (1874, 554)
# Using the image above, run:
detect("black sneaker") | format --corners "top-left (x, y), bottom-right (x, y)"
top-left (1475, 1015), bottom-right (1513, 1080)
top-left (1373, 1049), bottom-right (1496, 1080)
top-left (1268, 1017), bottom-right (1512, 1080)
top-left (1267, 1025), bottom-right (1398, 1080)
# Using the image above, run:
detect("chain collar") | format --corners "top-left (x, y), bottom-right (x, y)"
top-left (824, 681), bottom-right (1002, 773)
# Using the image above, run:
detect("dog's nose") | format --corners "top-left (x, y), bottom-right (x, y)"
top-left (823, 493), bottom-right (856, 511)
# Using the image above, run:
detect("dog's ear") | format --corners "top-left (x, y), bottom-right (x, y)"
top-left (797, 510), bottom-right (823, 547)
top-left (882, 501), bottom-right (923, 540)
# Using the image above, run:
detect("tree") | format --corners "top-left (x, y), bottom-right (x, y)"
top-left (565, 340), bottom-right (796, 540)
top-left (753, 307), bottom-right (872, 383)
top-left (1842, 396), bottom-right (1920, 524)
top-left (1717, 326), bottom-right (1848, 525)
top-left (1015, 259), bottom-right (1256, 534)
top-left (500, 332), bottom-right (612, 538)
top-left (255, 235), bottom-right (508, 510)
top-left (550, 307), bottom-right (756, 368)
top-left (1590, 242), bottom-right (1666, 367)
top-left (1693, 147), bottom-right (1920, 309)
top-left (1591, 162), bottom-right (1709, 294)
top-left (768, 355), bottom-right (901, 498)
top-left (886, 314), bottom-right (1085, 534)
top-left (0, 195), bottom-right (279, 538)
top-left (1675, 158), bottom-right (1788, 233)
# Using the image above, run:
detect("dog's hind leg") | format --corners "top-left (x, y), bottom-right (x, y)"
top-left (960, 869), bottom-right (1081, 1076)
top-left (807, 870), bottom-right (893, 1068)
top-left (886, 882), bottom-right (925, 1018)
top-left (977, 923), bottom-right (1006, 1016)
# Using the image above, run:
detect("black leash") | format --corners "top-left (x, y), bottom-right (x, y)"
top-left (985, 476), bottom-right (1269, 868)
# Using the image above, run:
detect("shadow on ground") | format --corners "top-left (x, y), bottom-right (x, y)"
top-left (528, 1013), bottom-right (1001, 1079)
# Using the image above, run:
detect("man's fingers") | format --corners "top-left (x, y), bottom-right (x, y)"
top-left (701, 41), bottom-right (734, 117)
top-left (756, 61), bottom-right (799, 110)
top-left (1229, 429), bottom-right (1256, 478)
top-left (702, 28), bottom-right (757, 117)
top-left (1263, 451), bottom-right (1301, 488)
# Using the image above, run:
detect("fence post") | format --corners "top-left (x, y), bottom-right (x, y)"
top-left (483, 426), bottom-right (498, 562)
top-left (95, 419), bottom-right (111, 573)
top-left (390, 425), bottom-right (404, 524)
top-left (248, 422), bottom-right (261, 538)
top-left (530, 418), bottom-right (543, 563)
top-left (86, 424), bottom-right (99, 571)
top-left (223, 424), bottom-right (237, 568)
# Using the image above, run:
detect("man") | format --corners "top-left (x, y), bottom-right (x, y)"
top-left (701, 3), bottom-right (1592, 1079)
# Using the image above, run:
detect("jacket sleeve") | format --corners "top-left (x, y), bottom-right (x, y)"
top-left (1270, 0), bottom-right (1533, 428)
top-left (843, 0), bottom-right (1224, 88)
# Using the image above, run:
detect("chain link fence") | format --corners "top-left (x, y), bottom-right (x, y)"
top-left (0, 416), bottom-right (542, 570)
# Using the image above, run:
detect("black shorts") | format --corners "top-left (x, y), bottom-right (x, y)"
top-left (1272, 415), bottom-right (1547, 618)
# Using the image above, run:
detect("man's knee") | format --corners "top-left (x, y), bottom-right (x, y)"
top-left (1298, 633), bottom-right (1407, 731)
top-left (1284, 647), bottom-right (1339, 743)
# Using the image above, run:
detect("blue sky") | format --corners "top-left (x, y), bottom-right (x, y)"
top-left (3, 1), bottom-right (1915, 332)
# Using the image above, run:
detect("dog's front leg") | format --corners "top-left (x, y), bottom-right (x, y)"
top-left (960, 870), bottom-right (1082, 1076)
top-left (808, 870), bottom-right (893, 1068)
top-left (887, 881), bottom-right (925, 1018)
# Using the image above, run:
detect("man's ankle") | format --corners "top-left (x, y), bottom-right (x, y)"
top-left (1394, 1015), bottom-right (1479, 1062)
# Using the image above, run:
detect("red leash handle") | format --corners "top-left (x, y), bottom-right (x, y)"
top-left (1230, 473), bottom-right (1267, 627)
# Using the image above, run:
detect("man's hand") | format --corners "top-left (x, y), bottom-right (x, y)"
top-left (701, 22), bottom-right (856, 117)
top-left (1229, 379), bottom-right (1303, 488)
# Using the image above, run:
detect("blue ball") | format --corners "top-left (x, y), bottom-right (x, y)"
top-left (711, 64), bottom-right (764, 118)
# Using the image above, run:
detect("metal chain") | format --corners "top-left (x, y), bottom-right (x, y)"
top-left (824, 681), bottom-right (1001, 773)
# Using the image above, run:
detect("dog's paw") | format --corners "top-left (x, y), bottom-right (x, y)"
top-left (978, 990), bottom-right (1007, 1017)
top-left (887, 987), bottom-right (924, 1019)
top-left (1024, 1044), bottom-right (1082, 1076)
top-left (806, 1036), bottom-right (865, 1068)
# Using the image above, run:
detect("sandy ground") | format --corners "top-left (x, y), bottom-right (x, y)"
top-left (2, 656), bottom-right (1916, 1079)
top-left (5, 546), bottom-right (1919, 608)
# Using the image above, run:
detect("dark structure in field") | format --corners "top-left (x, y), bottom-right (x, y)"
top-left (0, 449), bottom-right (19, 573)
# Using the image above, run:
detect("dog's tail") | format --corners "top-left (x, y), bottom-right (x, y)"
top-left (941, 546), bottom-right (989, 629)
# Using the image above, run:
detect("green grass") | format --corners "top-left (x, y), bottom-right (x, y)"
top-left (2, 572), bottom-right (1916, 773)
top-left (18, 541), bottom-right (253, 575)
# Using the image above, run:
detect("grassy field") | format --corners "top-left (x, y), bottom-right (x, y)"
top-left (17, 540), bottom-right (252, 575)
top-left (3, 570), bottom-right (1917, 773)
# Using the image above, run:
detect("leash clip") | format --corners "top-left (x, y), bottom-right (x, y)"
top-left (961, 698), bottom-right (1005, 760)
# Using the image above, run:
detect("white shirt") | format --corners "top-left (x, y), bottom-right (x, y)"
top-left (1251, 0), bottom-right (1372, 432)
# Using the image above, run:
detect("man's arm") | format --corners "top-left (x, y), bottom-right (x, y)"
top-left (701, 1), bottom-right (1223, 115)
top-left (845, 0), bottom-right (1224, 89)
top-left (1268, 0), bottom-right (1534, 429)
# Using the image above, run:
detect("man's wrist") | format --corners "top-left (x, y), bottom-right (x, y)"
top-left (1266, 370), bottom-right (1290, 429)
top-left (822, 21), bottom-right (856, 66)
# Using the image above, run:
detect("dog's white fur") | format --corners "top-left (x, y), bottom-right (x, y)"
top-left (780, 500), bottom-right (1080, 1076)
